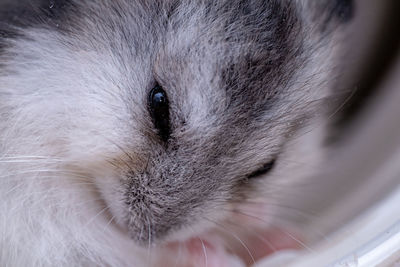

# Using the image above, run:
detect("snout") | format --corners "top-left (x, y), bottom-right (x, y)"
top-left (124, 173), bottom-right (197, 245)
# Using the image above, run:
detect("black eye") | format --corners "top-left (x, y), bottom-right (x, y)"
top-left (148, 83), bottom-right (170, 142)
top-left (248, 159), bottom-right (275, 179)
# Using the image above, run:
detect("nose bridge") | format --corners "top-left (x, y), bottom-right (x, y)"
top-left (126, 180), bottom-right (192, 243)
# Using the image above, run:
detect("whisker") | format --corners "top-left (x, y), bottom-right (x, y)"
top-left (199, 237), bottom-right (208, 267)
top-left (218, 209), bottom-right (277, 253)
top-left (147, 217), bottom-right (153, 267)
top-left (0, 169), bottom-right (64, 179)
top-left (203, 217), bottom-right (255, 265)
top-left (226, 209), bottom-right (316, 253)
top-left (238, 201), bottom-right (330, 232)
top-left (98, 134), bottom-right (137, 173)
top-left (0, 169), bottom-right (91, 179)
top-left (286, 85), bottom-right (357, 148)
top-left (0, 159), bottom-right (62, 163)
top-left (280, 228), bottom-right (315, 253)
top-left (84, 206), bottom-right (111, 228)
top-left (188, 225), bottom-right (208, 267)
top-left (0, 156), bottom-right (58, 159)
top-left (101, 214), bottom-right (117, 235)
top-left (138, 225), bottom-right (144, 244)
top-left (4, 182), bottom-right (25, 196)
top-left (12, 197), bottom-right (111, 218)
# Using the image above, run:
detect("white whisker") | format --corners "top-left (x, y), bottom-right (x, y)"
top-left (84, 206), bottom-right (111, 228)
top-left (203, 217), bottom-right (255, 265)
top-left (199, 237), bottom-right (208, 267)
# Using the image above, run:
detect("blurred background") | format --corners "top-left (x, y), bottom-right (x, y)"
top-left (259, 0), bottom-right (400, 266)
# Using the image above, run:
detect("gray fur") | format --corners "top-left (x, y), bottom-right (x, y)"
top-left (0, 0), bottom-right (352, 265)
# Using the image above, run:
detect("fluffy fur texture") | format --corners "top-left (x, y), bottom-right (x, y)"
top-left (0, 0), bottom-right (352, 266)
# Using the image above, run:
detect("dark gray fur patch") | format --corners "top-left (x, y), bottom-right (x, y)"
top-left (219, 0), bottom-right (299, 120)
top-left (318, 0), bottom-right (354, 30)
top-left (0, 0), bottom-right (73, 27)
top-left (328, 0), bottom-right (354, 22)
top-left (0, 0), bottom-right (74, 52)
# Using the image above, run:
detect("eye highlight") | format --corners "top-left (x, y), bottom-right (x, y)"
top-left (248, 159), bottom-right (276, 179)
top-left (148, 83), bottom-right (170, 142)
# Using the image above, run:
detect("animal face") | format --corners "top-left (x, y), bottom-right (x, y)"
top-left (0, 0), bottom-right (352, 248)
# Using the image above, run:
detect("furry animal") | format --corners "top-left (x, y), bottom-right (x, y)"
top-left (0, 0), bottom-right (353, 266)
